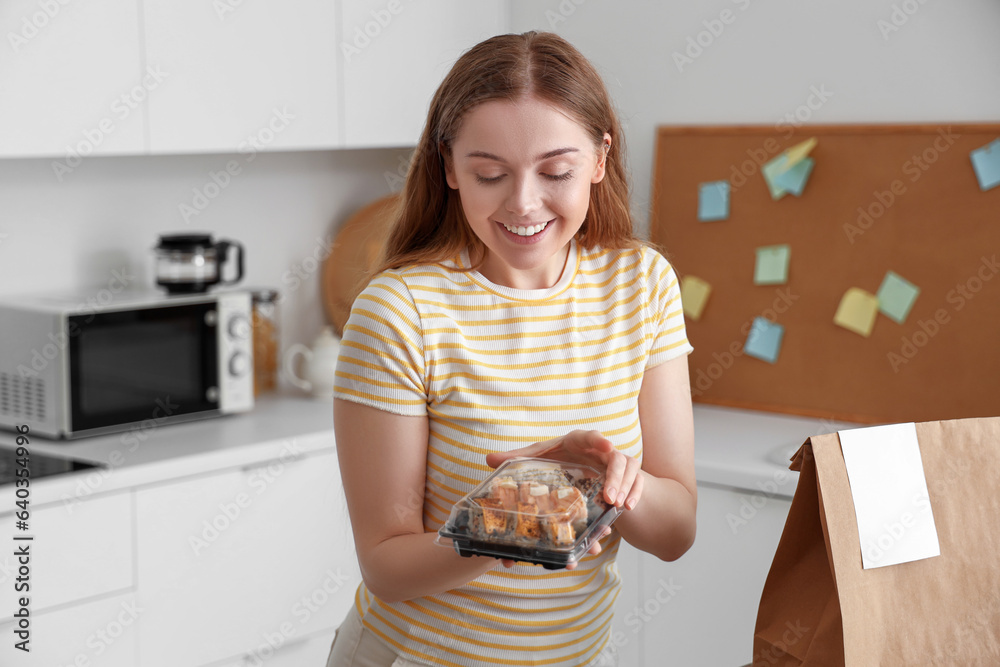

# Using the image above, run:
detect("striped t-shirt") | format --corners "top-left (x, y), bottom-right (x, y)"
top-left (334, 239), bottom-right (692, 667)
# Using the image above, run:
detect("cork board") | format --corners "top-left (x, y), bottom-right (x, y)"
top-left (650, 123), bottom-right (1000, 424)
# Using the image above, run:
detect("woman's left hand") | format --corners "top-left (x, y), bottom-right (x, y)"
top-left (485, 430), bottom-right (643, 512)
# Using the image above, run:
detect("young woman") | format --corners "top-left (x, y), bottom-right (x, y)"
top-left (328, 31), bottom-right (696, 667)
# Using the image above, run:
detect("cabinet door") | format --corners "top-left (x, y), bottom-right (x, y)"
top-left (135, 449), bottom-right (361, 667)
top-left (0, 490), bottom-right (133, 619)
top-left (0, 0), bottom-right (145, 158)
top-left (143, 0), bottom-right (340, 153)
top-left (638, 484), bottom-right (791, 667)
top-left (0, 591), bottom-right (140, 667)
top-left (340, 0), bottom-right (507, 148)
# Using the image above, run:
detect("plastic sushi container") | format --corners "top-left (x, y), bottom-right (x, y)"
top-left (436, 457), bottom-right (623, 569)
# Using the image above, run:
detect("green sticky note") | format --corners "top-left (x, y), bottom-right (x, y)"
top-left (754, 244), bottom-right (791, 285)
top-left (698, 181), bottom-right (730, 221)
top-left (744, 317), bottom-right (784, 364)
top-left (773, 157), bottom-right (815, 196)
top-left (877, 271), bottom-right (920, 324)
top-left (762, 155), bottom-right (790, 200)
top-left (834, 288), bottom-right (879, 337)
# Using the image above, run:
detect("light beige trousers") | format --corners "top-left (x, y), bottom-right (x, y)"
top-left (325, 603), bottom-right (619, 667)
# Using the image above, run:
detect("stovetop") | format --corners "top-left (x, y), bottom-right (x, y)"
top-left (0, 448), bottom-right (102, 485)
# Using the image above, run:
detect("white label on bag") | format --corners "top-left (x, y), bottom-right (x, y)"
top-left (838, 422), bottom-right (940, 569)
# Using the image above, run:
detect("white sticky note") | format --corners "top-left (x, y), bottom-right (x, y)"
top-left (838, 423), bottom-right (940, 569)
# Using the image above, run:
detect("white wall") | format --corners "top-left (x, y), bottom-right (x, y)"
top-left (511, 0), bottom-right (1000, 237)
top-left (0, 147), bottom-right (409, 362)
top-left (3, 0), bottom-right (998, 366)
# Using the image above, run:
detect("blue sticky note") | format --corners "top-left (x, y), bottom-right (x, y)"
top-left (762, 155), bottom-right (790, 200)
top-left (773, 157), bottom-right (815, 197)
top-left (744, 317), bottom-right (784, 364)
top-left (698, 181), bottom-right (730, 221)
top-left (877, 271), bottom-right (920, 324)
top-left (970, 139), bottom-right (1000, 191)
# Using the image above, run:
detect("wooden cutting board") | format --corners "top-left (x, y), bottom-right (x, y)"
top-left (322, 193), bottom-right (399, 335)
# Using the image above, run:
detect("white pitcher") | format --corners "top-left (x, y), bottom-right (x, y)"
top-left (283, 326), bottom-right (341, 399)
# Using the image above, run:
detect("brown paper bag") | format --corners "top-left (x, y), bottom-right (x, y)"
top-left (752, 417), bottom-right (1000, 666)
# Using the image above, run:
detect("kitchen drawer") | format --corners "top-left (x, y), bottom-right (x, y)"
top-left (0, 590), bottom-right (140, 666)
top-left (0, 490), bottom-right (134, 618)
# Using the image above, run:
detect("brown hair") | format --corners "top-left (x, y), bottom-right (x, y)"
top-left (375, 31), bottom-right (640, 274)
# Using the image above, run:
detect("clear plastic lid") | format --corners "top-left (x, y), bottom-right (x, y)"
top-left (436, 457), bottom-right (623, 569)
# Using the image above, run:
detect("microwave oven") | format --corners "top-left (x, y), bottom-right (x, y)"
top-left (0, 290), bottom-right (253, 439)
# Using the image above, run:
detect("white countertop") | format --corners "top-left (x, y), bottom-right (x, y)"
top-left (691, 403), bottom-right (860, 498)
top-left (0, 393), bottom-right (338, 508)
top-left (0, 394), bottom-right (860, 510)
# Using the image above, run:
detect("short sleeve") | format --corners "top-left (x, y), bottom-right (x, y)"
top-left (333, 271), bottom-right (428, 416)
top-left (645, 251), bottom-right (694, 369)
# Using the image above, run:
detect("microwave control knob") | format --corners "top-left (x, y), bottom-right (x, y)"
top-left (228, 351), bottom-right (250, 377)
top-left (227, 314), bottom-right (250, 340)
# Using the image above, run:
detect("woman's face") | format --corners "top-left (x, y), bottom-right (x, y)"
top-left (444, 96), bottom-right (609, 290)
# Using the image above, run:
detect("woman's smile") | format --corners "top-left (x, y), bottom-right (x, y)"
top-left (496, 218), bottom-right (554, 242)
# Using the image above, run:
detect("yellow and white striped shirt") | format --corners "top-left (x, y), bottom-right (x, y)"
top-left (334, 240), bottom-right (692, 666)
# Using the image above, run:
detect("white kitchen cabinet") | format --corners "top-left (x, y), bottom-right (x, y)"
top-left (0, 591), bottom-right (141, 667)
top-left (134, 448), bottom-right (361, 667)
top-left (0, 490), bottom-right (133, 619)
top-left (340, 0), bottom-right (507, 148)
top-left (0, 0), bottom-right (146, 159)
top-left (637, 483), bottom-right (791, 667)
top-left (610, 540), bottom-right (642, 666)
top-left (142, 0), bottom-right (340, 154)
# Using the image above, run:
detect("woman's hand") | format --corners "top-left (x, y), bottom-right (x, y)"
top-left (486, 430), bottom-right (643, 510)
top-left (485, 430), bottom-right (641, 570)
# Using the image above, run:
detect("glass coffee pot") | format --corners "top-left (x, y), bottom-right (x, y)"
top-left (154, 233), bottom-right (244, 294)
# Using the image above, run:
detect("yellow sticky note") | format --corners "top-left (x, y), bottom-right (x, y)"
top-left (834, 288), bottom-right (880, 337)
top-left (783, 137), bottom-right (818, 169)
top-left (681, 275), bottom-right (712, 320)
